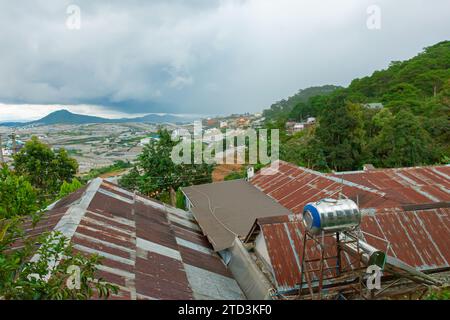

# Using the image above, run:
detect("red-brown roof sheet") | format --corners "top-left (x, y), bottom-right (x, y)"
top-left (251, 207), bottom-right (450, 292)
top-left (250, 161), bottom-right (401, 213)
top-left (16, 179), bottom-right (244, 300)
top-left (331, 165), bottom-right (450, 205)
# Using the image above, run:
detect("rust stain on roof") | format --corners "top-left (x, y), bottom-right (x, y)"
top-left (249, 207), bottom-right (450, 292)
top-left (331, 165), bottom-right (450, 205)
top-left (17, 179), bottom-right (244, 300)
top-left (250, 161), bottom-right (401, 213)
top-left (248, 161), bottom-right (450, 292)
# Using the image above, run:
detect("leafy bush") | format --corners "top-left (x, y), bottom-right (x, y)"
top-left (0, 219), bottom-right (118, 300)
top-left (59, 178), bottom-right (83, 199)
top-left (0, 165), bottom-right (39, 219)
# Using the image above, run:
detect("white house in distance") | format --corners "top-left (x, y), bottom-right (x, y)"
top-left (220, 121), bottom-right (228, 129)
top-left (139, 134), bottom-right (160, 146)
top-left (363, 102), bottom-right (384, 109)
top-left (292, 123), bottom-right (305, 133)
top-left (203, 128), bottom-right (223, 143)
top-left (286, 117), bottom-right (317, 135)
top-left (1, 148), bottom-right (12, 156)
top-left (306, 117), bottom-right (316, 124)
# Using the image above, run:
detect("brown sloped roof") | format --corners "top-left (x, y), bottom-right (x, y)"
top-left (182, 179), bottom-right (291, 251)
top-left (250, 160), bottom-right (401, 213)
top-left (16, 179), bottom-right (244, 300)
top-left (246, 206), bottom-right (450, 293)
top-left (246, 161), bottom-right (450, 292)
top-left (330, 165), bottom-right (450, 205)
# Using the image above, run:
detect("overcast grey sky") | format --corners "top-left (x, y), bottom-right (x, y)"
top-left (0, 0), bottom-right (449, 121)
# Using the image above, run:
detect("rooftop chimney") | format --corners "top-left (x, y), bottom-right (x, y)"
top-left (247, 166), bottom-right (255, 180)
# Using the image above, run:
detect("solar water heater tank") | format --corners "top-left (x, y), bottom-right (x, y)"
top-left (303, 198), bottom-right (361, 235)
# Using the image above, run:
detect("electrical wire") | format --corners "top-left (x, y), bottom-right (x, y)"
top-left (188, 186), bottom-right (239, 237)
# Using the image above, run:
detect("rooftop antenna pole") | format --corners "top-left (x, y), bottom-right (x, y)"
top-left (11, 132), bottom-right (16, 155)
top-left (0, 135), bottom-right (4, 163)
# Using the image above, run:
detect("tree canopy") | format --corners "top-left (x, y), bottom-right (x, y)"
top-left (266, 41), bottom-right (449, 171)
top-left (0, 137), bottom-right (117, 300)
top-left (13, 136), bottom-right (78, 201)
top-left (119, 129), bottom-right (213, 204)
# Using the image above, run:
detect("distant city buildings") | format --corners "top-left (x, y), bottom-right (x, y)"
top-left (363, 102), bottom-right (384, 109)
top-left (286, 117), bottom-right (316, 135)
top-left (0, 137), bottom-right (25, 157)
top-left (139, 133), bottom-right (161, 146)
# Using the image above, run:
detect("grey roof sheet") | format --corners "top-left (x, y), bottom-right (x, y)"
top-left (182, 179), bottom-right (291, 251)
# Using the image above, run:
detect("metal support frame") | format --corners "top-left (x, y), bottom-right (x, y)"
top-left (298, 229), bottom-right (366, 300)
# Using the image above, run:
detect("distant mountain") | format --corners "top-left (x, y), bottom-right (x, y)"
top-left (30, 110), bottom-right (111, 125)
top-left (0, 121), bottom-right (25, 127)
top-left (0, 110), bottom-right (198, 127)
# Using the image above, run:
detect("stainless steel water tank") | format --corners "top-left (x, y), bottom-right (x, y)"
top-left (303, 198), bottom-right (361, 234)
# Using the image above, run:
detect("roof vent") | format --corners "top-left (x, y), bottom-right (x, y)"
top-left (247, 166), bottom-right (255, 180)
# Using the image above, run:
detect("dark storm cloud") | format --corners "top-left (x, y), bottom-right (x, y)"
top-left (0, 0), bottom-right (449, 118)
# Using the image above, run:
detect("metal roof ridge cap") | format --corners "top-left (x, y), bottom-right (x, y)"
top-left (28, 178), bottom-right (103, 279)
top-left (53, 177), bottom-right (103, 241)
top-left (246, 181), bottom-right (293, 213)
top-left (312, 169), bottom-right (387, 197)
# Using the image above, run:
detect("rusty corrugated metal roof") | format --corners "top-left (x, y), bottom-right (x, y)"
top-left (331, 165), bottom-right (450, 205)
top-left (248, 207), bottom-right (450, 293)
top-left (250, 161), bottom-right (401, 213)
top-left (17, 179), bottom-right (244, 300)
top-left (248, 161), bottom-right (450, 292)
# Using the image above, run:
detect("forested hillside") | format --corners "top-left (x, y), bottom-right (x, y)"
top-left (263, 85), bottom-right (342, 122)
top-left (269, 41), bottom-right (449, 171)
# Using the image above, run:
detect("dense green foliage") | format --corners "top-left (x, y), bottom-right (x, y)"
top-left (275, 41), bottom-right (450, 171)
top-left (59, 178), bottom-right (83, 199)
top-left (224, 171), bottom-right (246, 181)
top-left (263, 85), bottom-right (342, 123)
top-left (13, 136), bottom-right (78, 201)
top-left (1, 137), bottom-right (118, 300)
top-left (119, 129), bottom-right (213, 204)
top-left (425, 287), bottom-right (450, 300)
top-left (0, 165), bottom-right (39, 219)
top-left (0, 219), bottom-right (118, 300)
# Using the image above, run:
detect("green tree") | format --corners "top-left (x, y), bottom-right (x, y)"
top-left (281, 129), bottom-right (327, 170)
top-left (13, 137), bottom-right (78, 200)
top-left (59, 178), bottom-right (83, 199)
top-left (370, 110), bottom-right (436, 167)
top-left (0, 165), bottom-right (39, 219)
top-left (289, 102), bottom-right (309, 121)
top-left (315, 95), bottom-right (366, 171)
top-left (260, 41), bottom-right (450, 170)
top-left (0, 219), bottom-right (118, 300)
top-left (119, 129), bottom-right (213, 205)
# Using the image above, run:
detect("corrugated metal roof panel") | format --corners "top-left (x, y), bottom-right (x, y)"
top-left (17, 179), bottom-right (244, 300)
top-left (251, 161), bottom-right (400, 212)
top-left (250, 207), bottom-right (450, 292)
top-left (331, 166), bottom-right (450, 205)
